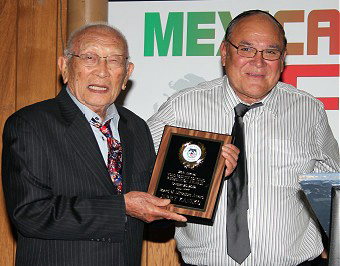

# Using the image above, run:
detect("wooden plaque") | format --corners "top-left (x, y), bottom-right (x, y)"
top-left (148, 126), bottom-right (232, 225)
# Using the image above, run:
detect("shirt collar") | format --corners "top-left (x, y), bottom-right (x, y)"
top-left (222, 76), bottom-right (242, 115)
top-left (222, 75), bottom-right (279, 117)
top-left (66, 86), bottom-right (120, 127)
top-left (262, 82), bottom-right (279, 117)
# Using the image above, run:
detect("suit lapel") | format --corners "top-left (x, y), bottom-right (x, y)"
top-left (56, 88), bottom-right (114, 194)
top-left (117, 110), bottom-right (134, 194)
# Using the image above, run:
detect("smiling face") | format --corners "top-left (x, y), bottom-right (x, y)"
top-left (221, 14), bottom-right (286, 104)
top-left (58, 27), bottom-right (134, 119)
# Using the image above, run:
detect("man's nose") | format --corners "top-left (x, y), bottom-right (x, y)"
top-left (250, 51), bottom-right (266, 67)
top-left (94, 58), bottom-right (110, 77)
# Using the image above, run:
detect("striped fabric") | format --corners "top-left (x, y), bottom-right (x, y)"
top-left (147, 76), bottom-right (340, 266)
top-left (2, 88), bottom-right (155, 266)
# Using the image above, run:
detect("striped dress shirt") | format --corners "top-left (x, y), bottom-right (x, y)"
top-left (147, 76), bottom-right (340, 266)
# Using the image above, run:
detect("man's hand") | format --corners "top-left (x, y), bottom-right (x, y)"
top-left (320, 249), bottom-right (328, 259)
top-left (124, 191), bottom-right (187, 223)
top-left (222, 144), bottom-right (239, 177)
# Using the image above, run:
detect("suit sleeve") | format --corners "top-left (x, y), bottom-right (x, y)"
top-left (2, 114), bottom-right (127, 241)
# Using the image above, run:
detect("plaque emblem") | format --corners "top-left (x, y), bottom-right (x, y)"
top-left (179, 142), bottom-right (206, 169)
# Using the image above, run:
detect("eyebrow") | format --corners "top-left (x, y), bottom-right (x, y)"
top-left (238, 41), bottom-right (281, 50)
top-left (78, 51), bottom-right (127, 57)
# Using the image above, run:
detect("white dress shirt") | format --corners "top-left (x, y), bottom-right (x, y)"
top-left (147, 76), bottom-right (340, 266)
top-left (67, 87), bottom-right (120, 163)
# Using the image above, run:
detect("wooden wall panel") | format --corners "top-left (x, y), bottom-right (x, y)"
top-left (68, 0), bottom-right (108, 37)
top-left (0, 0), bottom-right (67, 265)
top-left (143, 225), bottom-right (181, 266)
top-left (0, 1), bottom-right (18, 265)
top-left (55, 0), bottom-right (68, 95)
top-left (56, 0), bottom-right (68, 93)
top-left (147, 239), bottom-right (180, 265)
top-left (16, 0), bottom-right (59, 109)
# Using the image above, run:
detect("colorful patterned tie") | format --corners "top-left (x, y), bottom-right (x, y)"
top-left (227, 102), bottom-right (262, 264)
top-left (91, 118), bottom-right (123, 194)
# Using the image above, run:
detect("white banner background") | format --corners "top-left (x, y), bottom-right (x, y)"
top-left (108, 0), bottom-right (339, 143)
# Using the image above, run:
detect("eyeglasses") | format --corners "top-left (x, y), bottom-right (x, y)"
top-left (227, 40), bottom-right (282, 61)
top-left (68, 53), bottom-right (128, 67)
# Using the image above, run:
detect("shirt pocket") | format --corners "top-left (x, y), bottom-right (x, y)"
top-left (269, 138), bottom-right (321, 187)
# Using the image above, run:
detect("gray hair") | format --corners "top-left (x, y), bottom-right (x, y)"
top-left (224, 10), bottom-right (287, 50)
top-left (64, 22), bottom-right (130, 59)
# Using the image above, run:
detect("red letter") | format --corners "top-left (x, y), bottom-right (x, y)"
top-left (308, 10), bottom-right (339, 55)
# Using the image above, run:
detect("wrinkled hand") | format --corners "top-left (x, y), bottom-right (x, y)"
top-left (222, 144), bottom-right (239, 177)
top-left (124, 191), bottom-right (187, 223)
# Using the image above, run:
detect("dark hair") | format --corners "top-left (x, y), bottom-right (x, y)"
top-left (224, 10), bottom-right (287, 50)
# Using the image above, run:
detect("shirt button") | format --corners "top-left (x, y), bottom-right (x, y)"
top-left (102, 137), bottom-right (105, 141)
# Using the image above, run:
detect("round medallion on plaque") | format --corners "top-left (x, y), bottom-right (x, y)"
top-left (179, 142), bottom-right (206, 169)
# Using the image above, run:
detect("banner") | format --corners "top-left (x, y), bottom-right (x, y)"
top-left (108, 0), bottom-right (339, 143)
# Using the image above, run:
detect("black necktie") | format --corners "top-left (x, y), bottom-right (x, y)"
top-left (227, 102), bottom-right (263, 264)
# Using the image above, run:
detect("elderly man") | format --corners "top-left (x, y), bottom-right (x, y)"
top-left (147, 10), bottom-right (339, 266)
top-left (2, 24), bottom-right (188, 266)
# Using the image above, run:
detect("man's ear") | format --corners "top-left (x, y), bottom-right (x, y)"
top-left (220, 41), bottom-right (227, 67)
top-left (280, 50), bottom-right (287, 73)
top-left (122, 62), bottom-right (134, 90)
top-left (58, 56), bottom-right (69, 84)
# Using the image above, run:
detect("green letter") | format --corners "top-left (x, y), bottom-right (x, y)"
top-left (186, 12), bottom-right (215, 56)
top-left (144, 12), bottom-right (183, 56)
top-left (216, 11), bottom-right (232, 56)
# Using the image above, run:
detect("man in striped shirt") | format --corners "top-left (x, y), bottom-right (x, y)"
top-left (147, 10), bottom-right (339, 266)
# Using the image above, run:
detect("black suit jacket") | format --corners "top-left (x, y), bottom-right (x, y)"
top-left (2, 88), bottom-right (156, 266)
